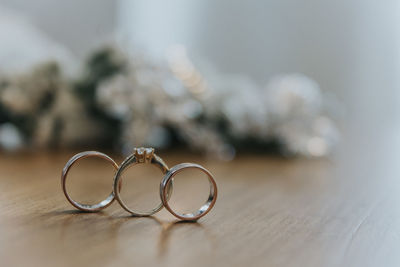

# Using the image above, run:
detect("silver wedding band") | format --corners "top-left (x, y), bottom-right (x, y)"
top-left (61, 151), bottom-right (119, 212)
top-left (112, 147), bottom-right (171, 216)
top-left (160, 163), bottom-right (217, 221)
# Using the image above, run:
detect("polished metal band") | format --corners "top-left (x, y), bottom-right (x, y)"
top-left (113, 147), bottom-right (172, 216)
top-left (160, 163), bottom-right (217, 221)
top-left (61, 151), bottom-right (119, 212)
top-left (62, 149), bottom-right (217, 220)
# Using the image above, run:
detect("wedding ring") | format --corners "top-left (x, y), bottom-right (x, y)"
top-left (62, 149), bottom-right (217, 220)
top-left (160, 163), bottom-right (217, 221)
top-left (61, 151), bottom-right (119, 212)
top-left (113, 147), bottom-right (172, 216)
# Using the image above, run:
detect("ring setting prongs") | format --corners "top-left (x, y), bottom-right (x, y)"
top-left (134, 147), bottom-right (155, 163)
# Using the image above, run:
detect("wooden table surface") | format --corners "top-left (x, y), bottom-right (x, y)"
top-left (1, 123), bottom-right (400, 267)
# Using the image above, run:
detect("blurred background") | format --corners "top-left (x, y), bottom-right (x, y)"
top-left (2, 2), bottom-right (400, 266)
top-left (0, 0), bottom-right (399, 160)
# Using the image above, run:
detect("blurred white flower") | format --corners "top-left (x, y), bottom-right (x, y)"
top-left (33, 88), bottom-right (105, 148)
top-left (96, 74), bottom-right (133, 119)
top-left (265, 74), bottom-right (322, 119)
top-left (264, 74), bottom-right (339, 157)
top-left (0, 123), bottom-right (23, 151)
top-left (0, 85), bottom-right (31, 113)
top-left (0, 39), bottom-right (339, 158)
top-left (214, 75), bottom-right (268, 137)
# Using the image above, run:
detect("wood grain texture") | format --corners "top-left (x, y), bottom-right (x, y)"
top-left (1, 125), bottom-right (400, 267)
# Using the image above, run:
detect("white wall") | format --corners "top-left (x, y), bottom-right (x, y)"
top-left (118, 0), bottom-right (400, 124)
top-left (0, 0), bottom-right (117, 57)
